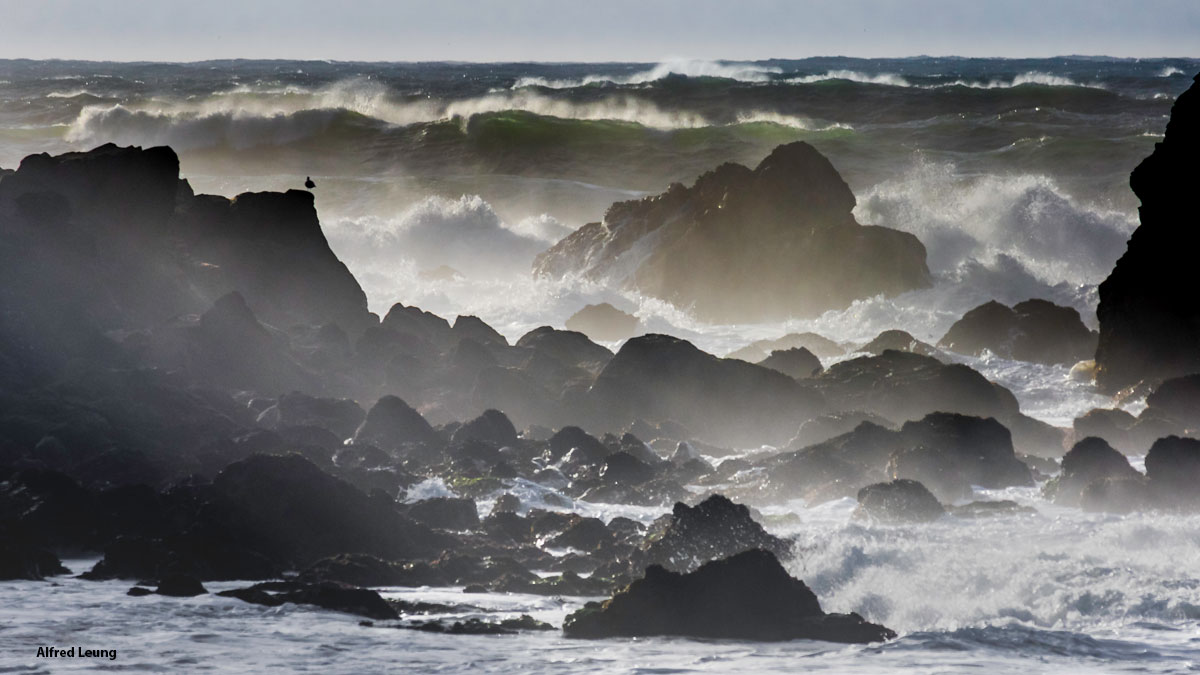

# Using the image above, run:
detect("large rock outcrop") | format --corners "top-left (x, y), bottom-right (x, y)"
top-left (938, 299), bottom-right (1097, 366)
top-left (586, 334), bottom-right (824, 447)
top-left (1096, 74), bottom-right (1200, 392)
top-left (563, 549), bottom-right (895, 642)
top-left (534, 142), bottom-right (929, 323)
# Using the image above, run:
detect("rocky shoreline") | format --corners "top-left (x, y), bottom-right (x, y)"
top-left (1, 75), bottom-right (1198, 645)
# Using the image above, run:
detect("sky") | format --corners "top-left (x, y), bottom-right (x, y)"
top-left (0, 0), bottom-right (1196, 62)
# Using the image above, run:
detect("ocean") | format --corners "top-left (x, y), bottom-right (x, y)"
top-left (1, 57), bottom-right (1198, 673)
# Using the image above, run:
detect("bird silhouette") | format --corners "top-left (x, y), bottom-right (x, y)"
top-left (304, 176), bottom-right (316, 189)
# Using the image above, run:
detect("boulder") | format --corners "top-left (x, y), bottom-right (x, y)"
top-left (587, 334), bottom-right (824, 447)
top-left (0, 537), bottom-right (70, 581)
top-left (563, 549), bottom-right (895, 642)
top-left (564, 303), bottom-right (641, 342)
top-left (757, 347), bottom-right (823, 379)
top-left (535, 142), bottom-right (929, 322)
top-left (1144, 436), bottom-right (1200, 509)
top-left (1046, 437), bottom-right (1142, 507)
top-left (790, 412), bottom-right (896, 449)
top-left (640, 495), bottom-right (790, 573)
top-left (256, 392), bottom-right (365, 440)
top-left (514, 326), bottom-right (613, 374)
top-left (938, 299), bottom-right (1097, 366)
top-left (155, 574), bottom-right (208, 597)
top-left (401, 497), bottom-right (480, 531)
top-left (353, 396), bottom-right (437, 450)
top-left (855, 479), bottom-right (945, 523)
top-left (887, 413), bottom-right (1033, 502)
top-left (450, 409), bottom-right (518, 447)
top-left (451, 315), bottom-right (508, 347)
top-left (1143, 374), bottom-right (1200, 432)
top-left (1096, 74), bottom-right (1200, 392)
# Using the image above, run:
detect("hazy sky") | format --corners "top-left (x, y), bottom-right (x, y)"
top-left (0, 0), bottom-right (1196, 62)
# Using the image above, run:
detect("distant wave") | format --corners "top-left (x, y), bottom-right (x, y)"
top-left (1158, 66), bottom-right (1184, 77)
top-left (784, 70), bottom-right (1102, 90)
top-left (513, 58), bottom-right (781, 88)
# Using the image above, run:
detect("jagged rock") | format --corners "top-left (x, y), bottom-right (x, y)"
top-left (546, 517), bottom-right (613, 551)
top-left (757, 347), bottom-right (823, 379)
top-left (887, 413), bottom-right (1033, 502)
top-left (727, 332), bottom-right (845, 362)
top-left (515, 326), bottom-right (613, 375)
top-left (299, 554), bottom-right (418, 587)
top-left (640, 495), bottom-right (790, 573)
top-left (451, 409), bottom-right (518, 447)
top-left (1145, 436), bottom-right (1200, 510)
top-left (855, 479), bottom-right (945, 523)
top-left (859, 330), bottom-right (939, 357)
top-left (547, 426), bottom-right (610, 463)
top-left (536, 142), bottom-right (929, 322)
top-left (0, 535), bottom-right (70, 580)
top-left (353, 396), bottom-right (437, 450)
top-left (1096, 75), bottom-right (1200, 392)
top-left (565, 303), bottom-right (641, 342)
top-left (218, 581), bottom-right (398, 620)
top-left (401, 497), bottom-right (480, 531)
top-left (587, 334), bottom-right (824, 447)
top-left (563, 549), bottom-right (895, 642)
top-left (1046, 437), bottom-right (1142, 507)
top-left (600, 451), bottom-right (656, 486)
top-left (938, 299), bottom-right (1097, 366)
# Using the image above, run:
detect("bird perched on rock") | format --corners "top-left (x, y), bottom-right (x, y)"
top-left (304, 176), bottom-right (316, 189)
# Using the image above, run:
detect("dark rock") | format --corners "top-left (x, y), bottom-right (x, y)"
top-left (565, 303), bottom-right (641, 342)
top-left (1096, 75), bottom-right (1200, 392)
top-left (1046, 437), bottom-right (1141, 507)
top-left (548, 426), bottom-right (610, 463)
top-left (219, 581), bottom-right (399, 620)
top-left (256, 392), bottom-right (365, 440)
top-left (855, 479), bottom-right (945, 523)
top-left (353, 396), bottom-right (437, 450)
top-left (0, 536), bottom-right (70, 580)
top-left (757, 347), bottom-right (823, 379)
top-left (451, 409), bottom-right (518, 447)
top-left (452, 315), bottom-right (508, 347)
top-left (1080, 476), bottom-right (1153, 514)
top-left (1145, 436), bottom-right (1200, 510)
top-left (515, 326), bottom-right (613, 374)
top-left (1073, 408), bottom-right (1141, 454)
top-left (127, 586), bottom-right (153, 596)
top-left (859, 330), bottom-right (940, 357)
top-left (402, 497), bottom-right (480, 531)
top-left (946, 500), bottom-right (1036, 518)
top-left (588, 334), bottom-right (824, 447)
top-left (641, 495), bottom-right (790, 573)
top-left (727, 333), bottom-right (845, 362)
top-left (939, 300), bottom-right (1097, 366)
top-left (299, 554), bottom-right (416, 587)
top-left (535, 142), bottom-right (929, 322)
top-left (600, 451), bottom-right (656, 486)
top-left (790, 412), bottom-right (896, 449)
top-left (1144, 374), bottom-right (1200, 431)
top-left (547, 517), bottom-right (614, 551)
top-left (563, 549), bottom-right (895, 642)
top-left (888, 413), bottom-right (1033, 502)
top-left (155, 574), bottom-right (208, 597)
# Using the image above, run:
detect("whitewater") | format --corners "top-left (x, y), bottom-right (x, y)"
top-left (2, 56), bottom-right (1199, 673)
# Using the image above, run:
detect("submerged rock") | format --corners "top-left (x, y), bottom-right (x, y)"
top-left (535, 142), bottom-right (929, 322)
top-left (1096, 74), bottom-right (1200, 392)
top-left (219, 581), bottom-right (398, 620)
top-left (563, 549), bottom-right (895, 642)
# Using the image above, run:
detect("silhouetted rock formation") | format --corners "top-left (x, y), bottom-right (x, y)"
top-left (757, 347), bottom-right (823, 379)
top-left (1046, 437), bottom-right (1141, 507)
top-left (564, 303), bottom-right (640, 342)
top-left (587, 334), bottom-right (824, 446)
top-left (887, 413), bottom-right (1033, 502)
top-left (1096, 74), bottom-right (1200, 392)
top-left (859, 329), bottom-right (939, 357)
top-left (563, 549), bottom-right (895, 642)
top-left (535, 142), bottom-right (929, 322)
top-left (219, 580), bottom-right (399, 620)
top-left (728, 332), bottom-right (844, 362)
top-left (939, 299), bottom-right (1096, 366)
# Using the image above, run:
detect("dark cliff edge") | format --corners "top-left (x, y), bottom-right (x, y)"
top-left (1096, 74), bottom-right (1200, 393)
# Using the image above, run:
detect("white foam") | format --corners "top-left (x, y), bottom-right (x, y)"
top-left (513, 59), bottom-right (782, 89)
